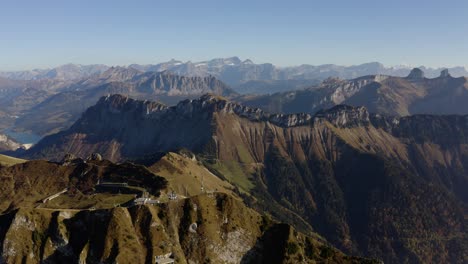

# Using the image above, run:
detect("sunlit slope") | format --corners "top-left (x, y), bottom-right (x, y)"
top-left (0, 154), bottom-right (27, 167)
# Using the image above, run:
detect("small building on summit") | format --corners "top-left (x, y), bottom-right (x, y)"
top-left (168, 191), bottom-right (178, 200)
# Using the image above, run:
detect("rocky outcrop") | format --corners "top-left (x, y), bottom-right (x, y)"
top-left (94, 66), bottom-right (143, 83)
top-left (99, 94), bottom-right (168, 115)
top-left (440, 69), bottom-right (451, 78)
top-left (318, 76), bottom-right (379, 105)
top-left (71, 67), bottom-right (236, 97)
top-left (315, 105), bottom-right (370, 127)
top-left (136, 72), bottom-right (235, 96)
top-left (406, 68), bottom-right (425, 80)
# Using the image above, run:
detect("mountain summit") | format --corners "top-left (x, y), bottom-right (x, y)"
top-left (440, 69), bottom-right (451, 78)
top-left (406, 68), bottom-right (425, 79)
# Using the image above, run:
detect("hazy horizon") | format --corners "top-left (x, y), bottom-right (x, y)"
top-left (1, 57), bottom-right (467, 72)
top-left (2, 0), bottom-right (468, 70)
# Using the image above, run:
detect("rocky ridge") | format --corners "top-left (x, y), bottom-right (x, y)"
top-left (91, 93), bottom-right (373, 129)
top-left (239, 68), bottom-right (468, 117)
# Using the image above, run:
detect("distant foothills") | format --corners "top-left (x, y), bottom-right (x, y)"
top-left (2, 57), bottom-right (468, 85)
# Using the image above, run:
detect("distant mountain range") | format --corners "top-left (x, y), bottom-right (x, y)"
top-left (21, 94), bottom-right (468, 263)
top-left (0, 64), bottom-right (109, 81)
top-left (2, 58), bottom-right (468, 138)
top-left (2, 57), bottom-right (467, 86)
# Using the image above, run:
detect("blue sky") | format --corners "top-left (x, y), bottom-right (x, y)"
top-left (1, 0), bottom-right (467, 70)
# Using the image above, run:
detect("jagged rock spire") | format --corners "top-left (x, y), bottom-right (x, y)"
top-left (407, 68), bottom-right (425, 80)
top-left (440, 69), bottom-right (450, 78)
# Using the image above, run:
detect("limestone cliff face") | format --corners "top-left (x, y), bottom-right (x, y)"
top-left (324, 76), bottom-right (382, 105)
top-left (75, 68), bottom-right (236, 97)
top-left (136, 73), bottom-right (235, 96)
top-left (24, 94), bottom-right (317, 161)
top-left (314, 105), bottom-right (370, 127)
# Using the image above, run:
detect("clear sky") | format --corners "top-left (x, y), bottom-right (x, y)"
top-left (1, 0), bottom-right (468, 70)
